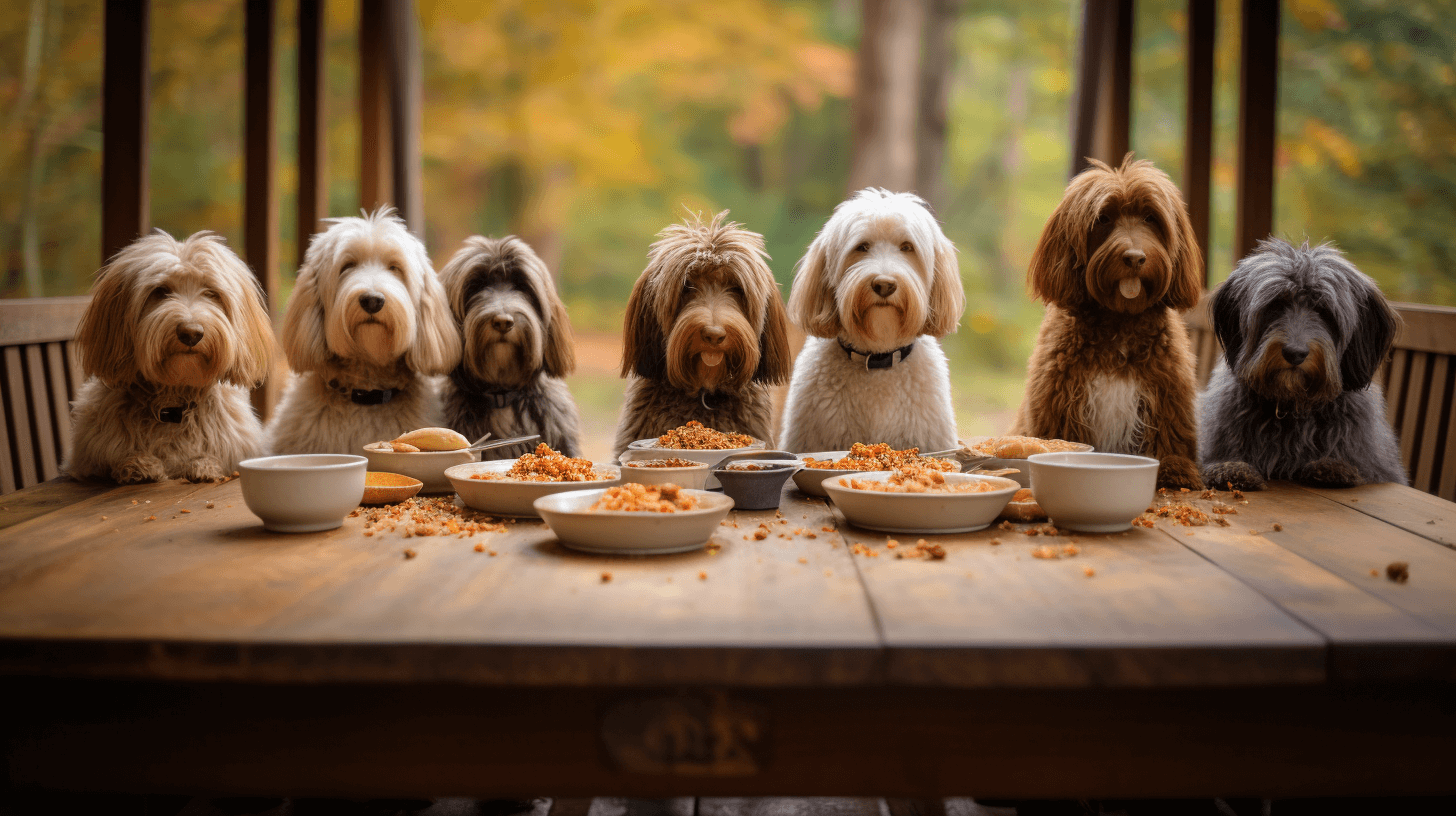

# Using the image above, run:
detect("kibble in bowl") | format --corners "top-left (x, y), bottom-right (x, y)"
top-left (446, 449), bottom-right (621, 518)
top-left (625, 421), bottom-right (768, 489)
top-left (534, 484), bottom-right (734, 555)
top-left (823, 468), bottom-right (1019, 534)
top-left (617, 451), bottom-right (712, 489)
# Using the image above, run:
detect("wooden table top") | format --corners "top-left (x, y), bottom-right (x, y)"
top-left (2, 476), bottom-right (1453, 688)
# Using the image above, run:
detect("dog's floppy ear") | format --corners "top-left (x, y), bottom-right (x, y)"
top-left (787, 234), bottom-right (842, 338)
top-left (76, 253), bottom-right (139, 387)
top-left (1209, 274), bottom-right (1244, 372)
top-left (1340, 284), bottom-right (1400, 392)
top-left (280, 243), bottom-right (330, 374)
top-left (923, 232), bottom-right (965, 337)
top-left (208, 238), bottom-right (277, 388)
top-left (543, 284), bottom-right (577, 378)
top-left (753, 287), bottom-right (793, 385)
top-left (1027, 190), bottom-right (1088, 309)
top-left (406, 244), bottom-right (463, 375)
top-left (621, 270), bottom-right (667, 380)
top-left (1162, 198), bottom-right (1204, 312)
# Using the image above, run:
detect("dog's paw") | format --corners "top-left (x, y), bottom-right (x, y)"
top-left (114, 455), bottom-right (167, 484)
top-left (183, 458), bottom-right (229, 483)
top-left (1202, 461), bottom-right (1266, 491)
top-left (1296, 457), bottom-right (1363, 488)
top-left (1156, 455), bottom-right (1204, 490)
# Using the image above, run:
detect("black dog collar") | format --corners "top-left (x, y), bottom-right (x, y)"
top-left (479, 389), bottom-right (527, 410)
top-left (839, 339), bottom-right (915, 370)
top-left (328, 379), bottom-right (396, 405)
top-left (156, 405), bottom-right (192, 423)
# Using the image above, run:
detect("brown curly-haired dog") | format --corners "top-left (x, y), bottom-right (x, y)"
top-left (1011, 156), bottom-right (1204, 489)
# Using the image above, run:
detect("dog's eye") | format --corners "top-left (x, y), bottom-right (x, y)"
top-left (341, 262), bottom-right (356, 273)
top-left (854, 243), bottom-right (869, 253)
top-left (202, 288), bottom-right (220, 301)
top-left (1144, 213), bottom-right (1159, 225)
top-left (150, 285), bottom-right (170, 299)
top-left (1095, 213), bottom-right (1111, 225)
top-left (388, 264), bottom-right (402, 275)
top-left (900, 242), bottom-right (914, 253)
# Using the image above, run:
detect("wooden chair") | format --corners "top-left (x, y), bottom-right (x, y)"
top-left (1184, 293), bottom-right (1456, 501)
top-left (0, 297), bottom-right (89, 495)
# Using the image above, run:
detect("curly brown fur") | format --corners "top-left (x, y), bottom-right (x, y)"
top-left (438, 236), bottom-right (583, 458)
top-left (1012, 155), bottom-right (1204, 489)
top-left (613, 210), bottom-right (791, 454)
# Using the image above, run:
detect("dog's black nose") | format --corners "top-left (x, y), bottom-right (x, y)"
top-left (1122, 249), bottom-right (1147, 268)
top-left (176, 324), bottom-right (204, 348)
top-left (491, 314), bottom-right (515, 333)
top-left (1282, 345), bottom-right (1309, 366)
top-left (871, 276), bottom-right (898, 298)
top-left (358, 292), bottom-right (385, 314)
top-left (701, 326), bottom-right (727, 346)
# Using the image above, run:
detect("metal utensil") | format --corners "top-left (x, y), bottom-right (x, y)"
top-left (464, 434), bottom-right (540, 454)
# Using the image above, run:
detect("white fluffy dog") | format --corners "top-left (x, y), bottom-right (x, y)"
top-left (65, 231), bottom-right (276, 483)
top-left (780, 189), bottom-right (965, 452)
top-left (268, 207), bottom-right (460, 454)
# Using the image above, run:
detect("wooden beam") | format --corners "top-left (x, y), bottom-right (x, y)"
top-left (244, 0), bottom-right (278, 418)
top-left (1185, 0), bottom-right (1215, 284)
top-left (359, 0), bottom-right (392, 213)
top-left (1235, 0), bottom-right (1279, 263)
top-left (1105, 0), bottom-right (1132, 163)
top-left (1069, 0), bottom-right (1131, 177)
top-left (386, 0), bottom-right (424, 234)
top-left (101, 0), bottom-right (149, 264)
top-left (297, 0), bottom-right (327, 265)
top-left (1069, 0), bottom-right (1107, 177)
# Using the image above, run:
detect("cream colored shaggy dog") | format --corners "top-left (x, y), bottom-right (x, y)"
top-left (64, 231), bottom-right (276, 483)
top-left (268, 208), bottom-right (460, 455)
top-left (779, 189), bottom-right (965, 453)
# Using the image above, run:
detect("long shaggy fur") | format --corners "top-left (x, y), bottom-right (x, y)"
top-left (64, 231), bottom-right (276, 483)
top-left (438, 235), bottom-right (583, 458)
top-left (268, 208), bottom-right (461, 455)
top-left (779, 188), bottom-right (965, 452)
top-left (613, 210), bottom-right (792, 455)
top-left (1012, 156), bottom-right (1205, 488)
top-left (1199, 238), bottom-right (1405, 489)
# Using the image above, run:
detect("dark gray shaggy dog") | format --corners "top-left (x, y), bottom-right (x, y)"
top-left (438, 236), bottom-right (583, 459)
top-left (1198, 238), bottom-right (1406, 489)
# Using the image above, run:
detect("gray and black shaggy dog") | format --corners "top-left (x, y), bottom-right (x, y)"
top-left (438, 236), bottom-right (583, 459)
top-left (1198, 238), bottom-right (1406, 489)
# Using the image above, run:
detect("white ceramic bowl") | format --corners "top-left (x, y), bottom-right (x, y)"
top-left (822, 470), bottom-right (1020, 534)
top-left (445, 459), bottom-right (621, 518)
top-left (362, 446), bottom-right (479, 494)
top-left (791, 451), bottom-right (857, 497)
top-left (617, 452), bottom-right (712, 489)
top-left (1028, 452), bottom-right (1159, 533)
top-left (239, 454), bottom-right (367, 533)
top-left (533, 488), bottom-right (734, 555)
top-left (626, 436), bottom-right (766, 489)
top-left (958, 436), bottom-right (1094, 487)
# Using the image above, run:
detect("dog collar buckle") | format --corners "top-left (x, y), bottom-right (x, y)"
top-left (156, 405), bottom-right (189, 423)
top-left (350, 388), bottom-right (394, 405)
top-left (840, 340), bottom-right (915, 370)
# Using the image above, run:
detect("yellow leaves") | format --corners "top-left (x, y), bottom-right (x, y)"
top-left (1301, 121), bottom-right (1362, 177)
top-left (1340, 43), bottom-right (1373, 73)
top-left (1289, 0), bottom-right (1348, 32)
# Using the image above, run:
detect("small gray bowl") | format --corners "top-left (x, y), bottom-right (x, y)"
top-left (711, 450), bottom-right (799, 511)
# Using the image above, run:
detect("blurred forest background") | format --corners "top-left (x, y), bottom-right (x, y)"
top-left (3, 0), bottom-right (1455, 456)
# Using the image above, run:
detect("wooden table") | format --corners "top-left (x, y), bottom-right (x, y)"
top-left (2, 477), bottom-right (1453, 800)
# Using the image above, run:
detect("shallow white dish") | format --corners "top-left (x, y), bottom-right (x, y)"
top-left (363, 445), bottom-right (478, 494)
top-left (822, 470), bottom-right (1020, 534)
top-left (617, 452), bottom-right (712, 490)
top-left (791, 451), bottom-right (856, 497)
top-left (1029, 451), bottom-right (1158, 533)
top-left (240, 454), bottom-right (367, 533)
top-left (533, 488), bottom-right (734, 555)
top-left (957, 436), bottom-right (1094, 487)
top-left (445, 459), bottom-right (621, 518)
top-left (626, 436), bottom-right (766, 489)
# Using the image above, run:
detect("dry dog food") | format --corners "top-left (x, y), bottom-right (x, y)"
top-left (968, 435), bottom-right (1087, 459)
top-left (803, 442), bottom-right (956, 472)
top-left (625, 458), bottom-right (701, 468)
top-left (841, 468), bottom-right (997, 494)
top-left (590, 483), bottom-right (700, 512)
top-left (469, 443), bottom-right (607, 482)
top-left (655, 421), bottom-right (755, 450)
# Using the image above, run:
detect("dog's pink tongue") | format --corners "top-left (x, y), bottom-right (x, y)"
top-left (700, 352), bottom-right (725, 367)
top-left (1119, 278), bottom-right (1143, 299)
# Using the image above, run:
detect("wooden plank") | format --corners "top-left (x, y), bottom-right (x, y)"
top-left (1443, 394), bottom-right (1456, 502)
top-left (6, 679), bottom-right (1455, 798)
top-left (102, 0), bottom-right (149, 263)
top-left (0, 366), bottom-right (14, 495)
top-left (1296, 481), bottom-right (1455, 551)
top-left (1397, 351), bottom-right (1429, 475)
top-left (23, 345), bottom-right (58, 481)
top-left (359, 0), bottom-right (392, 211)
top-left (245, 0), bottom-right (278, 422)
top-left (1412, 353), bottom-right (1449, 493)
top-left (44, 342), bottom-right (73, 465)
top-left (1392, 301), bottom-right (1456, 355)
top-left (2, 347), bottom-right (38, 489)
top-left (0, 478), bottom-right (113, 531)
top-left (1184, 0), bottom-right (1215, 282)
top-left (386, 0), bottom-right (424, 233)
top-left (62, 341), bottom-right (83, 402)
top-left (0, 484), bottom-right (881, 686)
top-left (1069, 1), bottom-right (1109, 176)
top-left (296, 0), bottom-right (327, 266)
top-left (1234, 0), bottom-right (1278, 261)
top-left (1385, 348), bottom-right (1409, 428)
top-left (1106, 0), bottom-right (1132, 162)
top-left (587, 800), bottom-right (694, 816)
top-left (0, 296), bottom-right (91, 345)
top-left (701, 800), bottom-right (883, 816)
top-left (836, 508), bottom-right (1326, 687)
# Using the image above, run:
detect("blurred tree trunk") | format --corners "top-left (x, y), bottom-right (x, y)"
top-left (849, 0), bottom-right (928, 192)
top-left (915, 0), bottom-right (957, 211)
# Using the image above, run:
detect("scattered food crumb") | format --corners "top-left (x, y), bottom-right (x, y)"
top-left (989, 537), bottom-right (1002, 546)
top-left (1214, 517), bottom-right (1231, 527)
top-left (474, 543), bottom-right (485, 552)
top-left (1370, 568), bottom-right (1379, 577)
top-left (886, 539), bottom-right (898, 549)
top-left (403, 548), bottom-right (417, 559)
top-left (231, 471), bottom-right (240, 478)
top-left (1062, 543), bottom-right (1080, 556)
top-left (145, 515), bottom-right (156, 521)
top-left (1272, 522), bottom-right (1282, 531)
top-left (698, 570), bottom-right (707, 580)
top-left (798, 557), bottom-right (808, 564)
top-left (206, 501), bottom-right (215, 509)
top-left (180, 508), bottom-right (191, 514)
top-left (1386, 561), bottom-right (1409, 584)
top-left (824, 569), bottom-right (833, 577)
top-left (1083, 566), bottom-right (1096, 577)
top-left (600, 571), bottom-right (612, 583)
top-left (821, 525), bottom-right (834, 532)
top-left (753, 529), bottom-right (768, 540)
top-left (100, 516), bottom-right (107, 521)
top-left (1032, 545), bottom-right (1058, 559)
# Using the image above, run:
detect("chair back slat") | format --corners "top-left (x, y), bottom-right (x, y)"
top-left (1412, 354), bottom-right (1452, 496)
top-left (45, 342), bottom-right (75, 463)
top-left (0, 297), bottom-right (91, 495)
top-left (1385, 348), bottom-right (1411, 428)
top-left (1396, 351), bottom-right (1429, 475)
top-left (1, 346), bottom-right (39, 489)
top-left (23, 345), bottom-right (60, 482)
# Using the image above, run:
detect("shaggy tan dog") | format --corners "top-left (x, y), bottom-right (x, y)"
top-left (612, 211), bottom-right (792, 455)
top-left (1012, 156), bottom-right (1204, 488)
top-left (65, 231), bottom-right (276, 483)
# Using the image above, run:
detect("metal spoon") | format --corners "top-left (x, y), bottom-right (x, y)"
top-left (465, 434), bottom-right (541, 454)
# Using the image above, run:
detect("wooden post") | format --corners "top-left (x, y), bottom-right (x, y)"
top-left (245, 0), bottom-right (278, 418)
top-left (1185, 0), bottom-right (1215, 284)
top-left (297, 0), bottom-right (327, 266)
top-left (1235, 0), bottom-right (1279, 263)
top-left (360, 0), bottom-right (393, 213)
top-left (386, 0), bottom-right (424, 235)
top-left (1069, 0), bottom-right (1132, 178)
top-left (849, 0), bottom-right (927, 192)
top-left (102, 0), bottom-right (149, 264)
